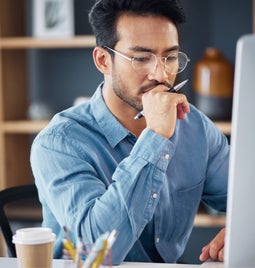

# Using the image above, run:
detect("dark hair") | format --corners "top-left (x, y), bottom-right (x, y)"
top-left (88, 0), bottom-right (186, 48)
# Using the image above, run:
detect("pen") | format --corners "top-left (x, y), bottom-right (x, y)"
top-left (63, 238), bottom-right (76, 261)
top-left (75, 237), bottom-right (83, 268)
top-left (106, 229), bottom-right (118, 250)
top-left (63, 226), bottom-right (76, 245)
top-left (82, 232), bottom-right (109, 268)
top-left (134, 79), bottom-right (188, 120)
top-left (91, 239), bottom-right (108, 268)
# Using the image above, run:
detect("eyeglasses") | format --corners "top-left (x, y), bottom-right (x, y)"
top-left (104, 46), bottom-right (190, 75)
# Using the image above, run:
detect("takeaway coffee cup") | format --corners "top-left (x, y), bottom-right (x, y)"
top-left (12, 227), bottom-right (56, 268)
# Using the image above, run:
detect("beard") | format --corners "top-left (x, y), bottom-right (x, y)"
top-left (112, 86), bottom-right (143, 112)
top-left (111, 71), bottom-right (173, 112)
top-left (111, 73), bottom-right (143, 112)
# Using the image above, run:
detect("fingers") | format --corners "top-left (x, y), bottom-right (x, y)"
top-left (199, 228), bottom-right (226, 262)
top-left (176, 98), bottom-right (190, 120)
top-left (142, 87), bottom-right (190, 138)
top-left (199, 243), bottom-right (224, 262)
top-left (218, 248), bottom-right (224, 262)
top-left (144, 93), bottom-right (189, 138)
top-left (199, 245), bottom-right (210, 262)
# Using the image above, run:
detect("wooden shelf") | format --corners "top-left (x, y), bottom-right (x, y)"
top-left (0, 35), bottom-right (96, 49)
top-left (194, 213), bottom-right (226, 227)
top-left (214, 121), bottom-right (231, 135)
top-left (1, 120), bottom-right (49, 134)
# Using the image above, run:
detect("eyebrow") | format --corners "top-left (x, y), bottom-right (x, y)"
top-left (128, 45), bottom-right (180, 53)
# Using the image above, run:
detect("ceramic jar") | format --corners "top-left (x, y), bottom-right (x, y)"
top-left (193, 47), bottom-right (234, 120)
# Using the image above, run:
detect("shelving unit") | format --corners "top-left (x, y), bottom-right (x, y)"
top-left (214, 121), bottom-right (231, 136)
top-left (0, 1), bottom-right (96, 189)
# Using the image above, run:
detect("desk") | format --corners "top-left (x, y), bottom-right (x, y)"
top-left (0, 257), bottom-right (67, 267)
top-left (118, 262), bottom-right (223, 267)
top-left (0, 258), bottom-right (224, 267)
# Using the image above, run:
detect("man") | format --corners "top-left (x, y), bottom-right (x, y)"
top-left (30, 0), bottom-right (229, 264)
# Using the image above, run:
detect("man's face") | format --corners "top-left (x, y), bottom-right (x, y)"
top-left (109, 14), bottom-right (179, 112)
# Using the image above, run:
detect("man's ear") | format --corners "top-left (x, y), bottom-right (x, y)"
top-left (93, 46), bottom-right (111, 75)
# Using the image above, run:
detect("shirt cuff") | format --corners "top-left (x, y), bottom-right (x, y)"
top-left (130, 128), bottom-right (175, 171)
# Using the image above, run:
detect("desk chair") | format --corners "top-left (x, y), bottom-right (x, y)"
top-left (0, 184), bottom-right (40, 257)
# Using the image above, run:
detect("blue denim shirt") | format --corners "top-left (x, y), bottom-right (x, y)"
top-left (30, 83), bottom-right (229, 264)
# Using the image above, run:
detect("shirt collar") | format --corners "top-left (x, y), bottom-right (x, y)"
top-left (91, 82), bottom-right (130, 148)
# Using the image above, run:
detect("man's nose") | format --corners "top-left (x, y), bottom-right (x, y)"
top-left (147, 59), bottom-right (168, 82)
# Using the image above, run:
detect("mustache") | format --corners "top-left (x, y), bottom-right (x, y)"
top-left (140, 81), bottom-right (173, 93)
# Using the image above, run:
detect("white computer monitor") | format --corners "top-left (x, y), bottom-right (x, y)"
top-left (224, 34), bottom-right (255, 267)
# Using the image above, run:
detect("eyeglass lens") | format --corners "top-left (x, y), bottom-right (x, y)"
top-left (131, 52), bottom-right (188, 75)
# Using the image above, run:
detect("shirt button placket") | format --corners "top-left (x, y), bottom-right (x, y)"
top-left (164, 153), bottom-right (170, 160)
top-left (152, 193), bottom-right (158, 199)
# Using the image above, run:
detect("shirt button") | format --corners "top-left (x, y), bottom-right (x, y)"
top-left (164, 154), bottom-right (170, 160)
top-left (152, 193), bottom-right (158, 199)
top-left (156, 237), bottom-right (160, 243)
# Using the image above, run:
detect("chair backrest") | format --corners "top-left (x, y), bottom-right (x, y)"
top-left (0, 184), bottom-right (40, 257)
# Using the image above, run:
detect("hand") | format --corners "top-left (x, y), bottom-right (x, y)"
top-left (199, 227), bottom-right (226, 262)
top-left (142, 85), bottom-right (190, 139)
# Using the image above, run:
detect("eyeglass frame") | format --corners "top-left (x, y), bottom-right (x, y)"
top-left (104, 46), bottom-right (190, 75)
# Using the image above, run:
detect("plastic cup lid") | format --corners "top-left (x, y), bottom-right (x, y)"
top-left (12, 227), bottom-right (56, 245)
